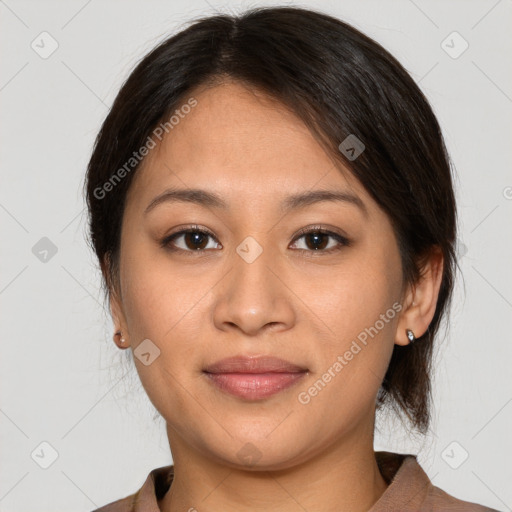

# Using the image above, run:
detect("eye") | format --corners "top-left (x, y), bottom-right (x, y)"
top-left (160, 225), bottom-right (221, 253)
top-left (160, 224), bottom-right (350, 255)
top-left (289, 226), bottom-right (350, 254)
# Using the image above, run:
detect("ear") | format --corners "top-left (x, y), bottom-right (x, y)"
top-left (395, 246), bottom-right (444, 346)
top-left (101, 253), bottom-right (129, 347)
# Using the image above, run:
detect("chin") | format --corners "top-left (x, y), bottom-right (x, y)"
top-left (201, 432), bottom-right (313, 472)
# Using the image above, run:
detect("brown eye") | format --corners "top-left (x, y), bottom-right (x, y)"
top-left (303, 232), bottom-right (330, 250)
top-left (161, 227), bottom-right (221, 252)
top-left (290, 227), bottom-right (350, 254)
top-left (182, 231), bottom-right (210, 250)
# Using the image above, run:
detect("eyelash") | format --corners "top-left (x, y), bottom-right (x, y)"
top-left (160, 224), bottom-right (351, 256)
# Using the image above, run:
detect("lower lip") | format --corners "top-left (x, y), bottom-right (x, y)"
top-left (204, 372), bottom-right (307, 400)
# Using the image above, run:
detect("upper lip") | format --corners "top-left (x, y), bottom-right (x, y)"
top-left (203, 355), bottom-right (308, 374)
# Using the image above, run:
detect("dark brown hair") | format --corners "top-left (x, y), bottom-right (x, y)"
top-left (84, 5), bottom-right (458, 434)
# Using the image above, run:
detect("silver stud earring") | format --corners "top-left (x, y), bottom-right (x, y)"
top-left (406, 329), bottom-right (416, 344)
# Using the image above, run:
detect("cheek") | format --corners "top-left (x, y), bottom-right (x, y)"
top-left (301, 245), bottom-right (401, 396)
top-left (304, 251), bottom-right (400, 339)
top-left (120, 242), bottom-right (208, 343)
top-left (119, 254), bottom-right (204, 429)
top-left (117, 252), bottom-right (192, 393)
top-left (294, 289), bottom-right (398, 442)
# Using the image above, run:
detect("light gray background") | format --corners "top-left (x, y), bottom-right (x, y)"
top-left (1, 0), bottom-right (511, 510)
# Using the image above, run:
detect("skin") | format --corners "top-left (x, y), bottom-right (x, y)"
top-left (108, 80), bottom-right (443, 512)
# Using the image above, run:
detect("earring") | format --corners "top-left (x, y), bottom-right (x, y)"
top-left (114, 330), bottom-right (127, 346)
top-left (406, 328), bottom-right (416, 344)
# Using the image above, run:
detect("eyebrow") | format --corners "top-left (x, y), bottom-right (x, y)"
top-left (144, 187), bottom-right (367, 217)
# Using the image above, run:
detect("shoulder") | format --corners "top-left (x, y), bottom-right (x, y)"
top-left (426, 483), bottom-right (501, 512)
top-left (372, 451), bottom-right (501, 512)
top-left (91, 492), bottom-right (137, 512)
top-left (90, 465), bottom-right (174, 512)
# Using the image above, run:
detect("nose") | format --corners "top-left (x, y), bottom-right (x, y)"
top-left (212, 240), bottom-right (296, 337)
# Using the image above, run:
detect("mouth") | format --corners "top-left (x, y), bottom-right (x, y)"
top-left (203, 355), bottom-right (309, 401)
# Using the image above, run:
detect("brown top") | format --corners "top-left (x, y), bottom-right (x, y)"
top-left (92, 451), bottom-right (500, 512)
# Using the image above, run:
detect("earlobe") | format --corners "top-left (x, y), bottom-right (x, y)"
top-left (113, 329), bottom-right (129, 349)
top-left (395, 247), bottom-right (444, 346)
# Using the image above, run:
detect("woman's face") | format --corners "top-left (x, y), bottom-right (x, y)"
top-left (112, 80), bottom-right (408, 470)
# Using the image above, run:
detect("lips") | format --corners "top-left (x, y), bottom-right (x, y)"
top-left (203, 356), bottom-right (308, 400)
top-left (203, 355), bottom-right (308, 374)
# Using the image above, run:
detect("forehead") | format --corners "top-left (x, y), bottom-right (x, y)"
top-left (127, 80), bottom-right (373, 214)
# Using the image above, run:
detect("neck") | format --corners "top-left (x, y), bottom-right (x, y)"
top-left (158, 421), bottom-right (388, 512)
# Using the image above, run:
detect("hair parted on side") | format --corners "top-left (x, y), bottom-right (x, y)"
top-left (84, 5), bottom-right (458, 435)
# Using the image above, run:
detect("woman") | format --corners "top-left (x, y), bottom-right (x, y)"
top-left (85, 6), bottom-right (499, 511)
